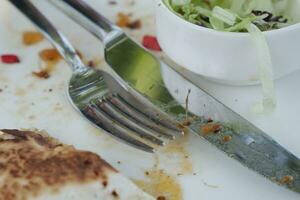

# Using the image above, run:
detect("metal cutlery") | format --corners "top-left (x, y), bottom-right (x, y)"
top-left (9, 0), bottom-right (184, 153)
top-left (9, 0), bottom-right (300, 193)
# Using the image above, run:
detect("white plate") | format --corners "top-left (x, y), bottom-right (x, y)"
top-left (0, 0), bottom-right (299, 200)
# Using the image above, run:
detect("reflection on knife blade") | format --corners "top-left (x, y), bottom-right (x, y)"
top-left (159, 59), bottom-right (300, 194)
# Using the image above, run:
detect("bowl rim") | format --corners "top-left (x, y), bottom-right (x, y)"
top-left (158, 0), bottom-right (300, 38)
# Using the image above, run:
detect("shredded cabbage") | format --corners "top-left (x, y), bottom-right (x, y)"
top-left (165, 0), bottom-right (291, 112)
top-left (247, 24), bottom-right (277, 113)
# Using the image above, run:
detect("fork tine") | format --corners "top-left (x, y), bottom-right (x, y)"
top-left (95, 99), bottom-right (167, 144)
top-left (83, 105), bottom-right (157, 152)
top-left (93, 100), bottom-right (164, 146)
top-left (116, 95), bottom-right (181, 131)
top-left (106, 94), bottom-right (183, 138)
top-left (104, 99), bottom-right (176, 139)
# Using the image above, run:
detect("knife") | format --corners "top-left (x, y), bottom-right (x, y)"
top-left (47, 0), bottom-right (300, 193)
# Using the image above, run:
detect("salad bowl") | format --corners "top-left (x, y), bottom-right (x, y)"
top-left (155, 0), bottom-right (300, 85)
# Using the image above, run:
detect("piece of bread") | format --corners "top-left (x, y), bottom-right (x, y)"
top-left (0, 129), bottom-right (154, 200)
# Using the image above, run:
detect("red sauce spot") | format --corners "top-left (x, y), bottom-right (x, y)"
top-left (1, 54), bottom-right (20, 64)
top-left (142, 35), bottom-right (162, 51)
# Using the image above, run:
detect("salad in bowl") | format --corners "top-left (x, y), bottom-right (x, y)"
top-left (155, 0), bottom-right (300, 111)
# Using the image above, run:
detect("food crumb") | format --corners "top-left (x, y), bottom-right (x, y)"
top-left (200, 124), bottom-right (222, 136)
top-left (108, 0), bottom-right (117, 5)
top-left (116, 12), bottom-right (141, 30)
top-left (23, 31), bottom-right (44, 45)
top-left (75, 50), bottom-right (83, 59)
top-left (87, 60), bottom-right (95, 68)
top-left (116, 13), bottom-right (130, 27)
top-left (206, 118), bottom-right (213, 123)
top-left (280, 175), bottom-right (293, 184)
top-left (32, 70), bottom-right (50, 79)
top-left (223, 135), bottom-right (232, 142)
top-left (102, 180), bottom-right (108, 187)
top-left (126, 20), bottom-right (141, 29)
top-left (182, 120), bottom-right (191, 127)
top-left (157, 196), bottom-right (166, 200)
top-left (111, 190), bottom-right (119, 197)
top-left (39, 48), bottom-right (62, 63)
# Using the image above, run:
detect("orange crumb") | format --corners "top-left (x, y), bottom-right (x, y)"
top-left (23, 31), bottom-right (44, 45)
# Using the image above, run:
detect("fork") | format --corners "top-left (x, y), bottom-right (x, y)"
top-left (9, 0), bottom-right (187, 153)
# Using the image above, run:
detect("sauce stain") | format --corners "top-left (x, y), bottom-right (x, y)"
top-left (134, 170), bottom-right (182, 200)
top-left (159, 133), bottom-right (193, 175)
top-left (134, 133), bottom-right (193, 200)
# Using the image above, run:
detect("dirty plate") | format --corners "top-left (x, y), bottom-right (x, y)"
top-left (0, 0), bottom-right (299, 200)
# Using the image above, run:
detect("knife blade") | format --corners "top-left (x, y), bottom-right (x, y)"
top-left (161, 59), bottom-right (300, 194)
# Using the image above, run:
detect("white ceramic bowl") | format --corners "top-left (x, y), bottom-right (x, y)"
top-left (155, 0), bottom-right (300, 85)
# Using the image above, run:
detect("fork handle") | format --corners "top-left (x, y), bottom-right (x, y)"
top-left (9, 0), bottom-right (88, 74)
top-left (50, 0), bottom-right (120, 43)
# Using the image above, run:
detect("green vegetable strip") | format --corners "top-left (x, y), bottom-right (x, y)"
top-left (195, 6), bottom-right (212, 17)
top-left (212, 6), bottom-right (237, 26)
top-left (247, 24), bottom-right (276, 111)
